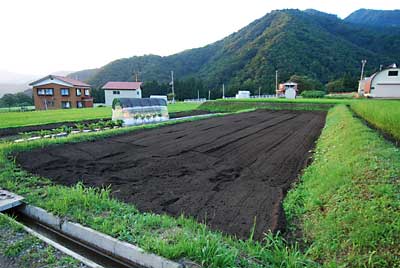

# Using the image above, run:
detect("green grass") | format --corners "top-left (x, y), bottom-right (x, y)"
top-left (216, 97), bottom-right (358, 105)
top-left (199, 100), bottom-right (336, 113)
top-left (284, 105), bottom-right (400, 267)
top-left (350, 100), bottom-right (400, 141)
top-left (0, 102), bottom-right (200, 129)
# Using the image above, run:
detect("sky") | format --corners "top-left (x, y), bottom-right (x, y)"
top-left (0, 0), bottom-right (399, 77)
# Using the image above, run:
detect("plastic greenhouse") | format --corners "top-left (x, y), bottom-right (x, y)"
top-left (112, 98), bottom-right (169, 126)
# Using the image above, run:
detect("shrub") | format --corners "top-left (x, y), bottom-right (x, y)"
top-left (300, 90), bottom-right (325, 98)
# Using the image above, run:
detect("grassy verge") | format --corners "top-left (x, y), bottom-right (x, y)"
top-left (0, 116), bottom-right (312, 268)
top-left (0, 102), bottom-right (200, 129)
top-left (350, 100), bottom-right (400, 141)
top-left (284, 105), bottom-right (400, 267)
top-left (199, 100), bottom-right (334, 113)
top-left (215, 98), bottom-right (357, 105)
top-left (0, 213), bottom-right (84, 267)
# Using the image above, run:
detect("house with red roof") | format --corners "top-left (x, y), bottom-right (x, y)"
top-left (30, 75), bottom-right (93, 110)
top-left (102, 81), bottom-right (142, 106)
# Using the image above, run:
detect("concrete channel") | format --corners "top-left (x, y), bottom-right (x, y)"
top-left (1, 189), bottom-right (184, 268)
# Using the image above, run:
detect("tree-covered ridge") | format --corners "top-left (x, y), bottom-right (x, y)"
top-left (70, 9), bottom-right (400, 98)
top-left (345, 9), bottom-right (400, 27)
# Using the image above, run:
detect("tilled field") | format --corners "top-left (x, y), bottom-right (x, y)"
top-left (15, 110), bottom-right (326, 240)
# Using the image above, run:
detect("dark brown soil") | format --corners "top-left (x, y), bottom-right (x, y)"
top-left (169, 110), bottom-right (212, 118)
top-left (15, 110), bottom-right (326, 240)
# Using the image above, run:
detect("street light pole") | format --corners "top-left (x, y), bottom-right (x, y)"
top-left (171, 71), bottom-right (175, 103)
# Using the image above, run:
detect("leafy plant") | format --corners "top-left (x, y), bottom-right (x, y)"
top-left (75, 123), bottom-right (85, 132)
top-left (60, 125), bottom-right (72, 134)
top-left (39, 130), bottom-right (51, 137)
top-left (105, 120), bottom-right (115, 128)
top-left (115, 120), bottom-right (124, 127)
top-left (88, 123), bottom-right (97, 131)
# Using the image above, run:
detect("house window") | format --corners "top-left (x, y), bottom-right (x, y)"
top-left (84, 89), bottom-right (90, 96)
top-left (45, 89), bottom-right (54, 95)
top-left (137, 91), bottom-right (139, 95)
top-left (76, 88), bottom-right (82, 96)
top-left (388, 71), bottom-right (398, 76)
top-left (77, 101), bottom-right (84, 108)
top-left (61, 101), bottom-right (71, 109)
top-left (113, 90), bottom-right (120, 95)
top-left (37, 88), bottom-right (53, 96)
top-left (60, 88), bottom-right (70, 96)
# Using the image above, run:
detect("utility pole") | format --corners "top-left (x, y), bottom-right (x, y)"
top-left (134, 70), bottom-right (141, 82)
top-left (208, 90), bottom-right (211, 100)
top-left (358, 60), bottom-right (367, 95)
top-left (258, 86), bottom-right (261, 98)
top-left (275, 70), bottom-right (278, 96)
top-left (170, 71), bottom-right (175, 103)
top-left (222, 83), bottom-right (225, 99)
top-left (197, 90), bottom-right (200, 101)
top-left (360, 60), bottom-right (367, 81)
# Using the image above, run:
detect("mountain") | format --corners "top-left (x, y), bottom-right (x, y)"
top-left (0, 83), bottom-right (31, 97)
top-left (345, 9), bottom-right (400, 27)
top-left (68, 68), bottom-right (99, 82)
top-left (80, 9), bottom-right (400, 95)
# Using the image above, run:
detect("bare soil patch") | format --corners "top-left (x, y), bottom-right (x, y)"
top-left (15, 110), bottom-right (326, 240)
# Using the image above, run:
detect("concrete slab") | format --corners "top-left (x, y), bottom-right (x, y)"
top-left (0, 189), bottom-right (24, 212)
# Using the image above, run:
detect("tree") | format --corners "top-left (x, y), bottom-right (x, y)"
top-left (289, 75), bottom-right (324, 93)
top-left (14, 92), bottom-right (33, 105)
top-left (326, 73), bottom-right (358, 93)
top-left (0, 94), bottom-right (17, 107)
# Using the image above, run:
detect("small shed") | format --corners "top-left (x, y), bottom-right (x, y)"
top-left (277, 82), bottom-right (298, 99)
top-left (112, 98), bottom-right (169, 126)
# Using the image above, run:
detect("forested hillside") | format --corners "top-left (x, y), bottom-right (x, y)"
top-left (69, 9), bottom-right (400, 99)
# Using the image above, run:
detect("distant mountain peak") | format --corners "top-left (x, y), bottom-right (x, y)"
top-left (345, 9), bottom-right (400, 27)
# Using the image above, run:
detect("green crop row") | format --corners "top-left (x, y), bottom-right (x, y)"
top-left (351, 100), bottom-right (400, 142)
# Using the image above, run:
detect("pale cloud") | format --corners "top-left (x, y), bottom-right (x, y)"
top-left (0, 0), bottom-right (399, 75)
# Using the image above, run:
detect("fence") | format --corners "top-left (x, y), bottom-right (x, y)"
top-left (223, 95), bottom-right (277, 100)
top-left (183, 98), bottom-right (207, 103)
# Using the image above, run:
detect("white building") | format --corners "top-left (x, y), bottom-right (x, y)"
top-left (102, 82), bottom-right (142, 106)
top-left (235, 91), bottom-right (251, 99)
top-left (359, 64), bottom-right (400, 98)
